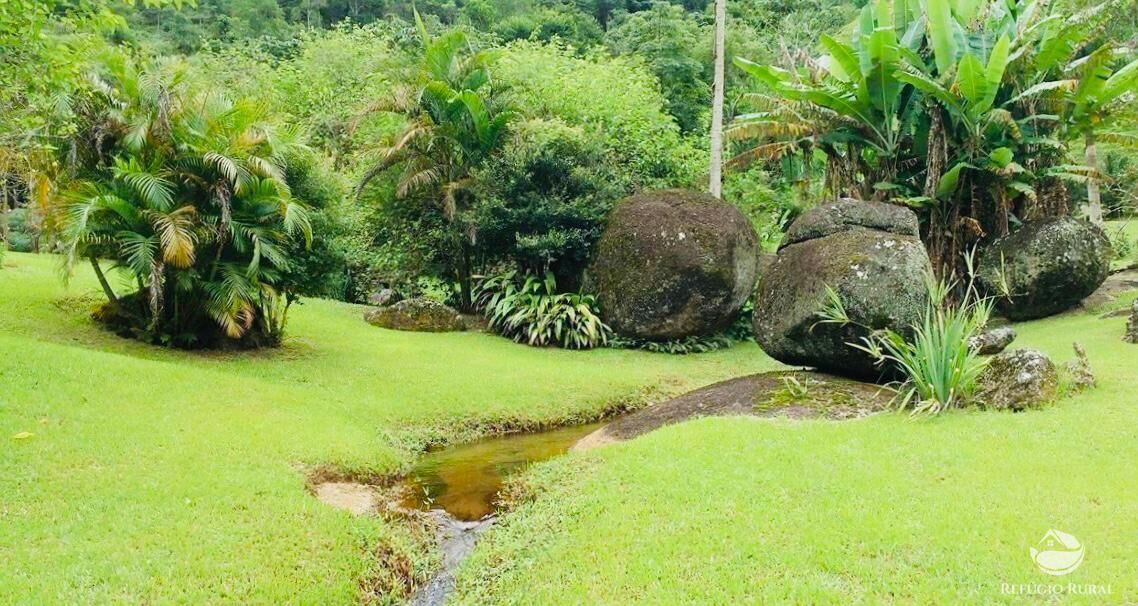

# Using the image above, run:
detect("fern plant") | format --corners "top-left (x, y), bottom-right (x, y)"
top-left (818, 253), bottom-right (994, 415)
top-left (474, 271), bottom-right (611, 350)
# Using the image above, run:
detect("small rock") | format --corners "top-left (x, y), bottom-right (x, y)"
top-left (368, 288), bottom-right (403, 307)
top-left (1063, 342), bottom-right (1095, 390)
top-left (1126, 301), bottom-right (1138, 344)
top-left (968, 327), bottom-right (1017, 355)
top-left (973, 348), bottom-right (1058, 411)
top-left (364, 298), bottom-right (464, 332)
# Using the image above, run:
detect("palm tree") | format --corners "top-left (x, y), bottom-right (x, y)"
top-left (1062, 46), bottom-right (1138, 223)
top-left (356, 14), bottom-right (513, 310)
top-left (55, 55), bottom-right (311, 348)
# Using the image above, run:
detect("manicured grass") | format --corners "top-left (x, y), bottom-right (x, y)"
top-left (454, 295), bottom-right (1138, 604)
top-left (0, 252), bottom-right (776, 603)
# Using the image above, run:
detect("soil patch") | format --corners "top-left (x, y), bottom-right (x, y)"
top-left (314, 482), bottom-right (380, 515)
top-left (572, 370), bottom-right (893, 451)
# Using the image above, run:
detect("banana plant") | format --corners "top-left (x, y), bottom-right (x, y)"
top-left (730, 0), bottom-right (923, 200)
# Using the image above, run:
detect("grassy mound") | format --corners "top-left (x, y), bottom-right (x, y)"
top-left (0, 252), bottom-right (774, 603)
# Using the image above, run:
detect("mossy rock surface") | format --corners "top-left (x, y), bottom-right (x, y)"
top-left (780, 199), bottom-right (919, 249)
top-left (363, 298), bottom-right (464, 332)
top-left (754, 204), bottom-right (931, 380)
top-left (977, 217), bottom-right (1112, 320)
top-left (588, 189), bottom-right (760, 340)
top-left (973, 348), bottom-right (1058, 411)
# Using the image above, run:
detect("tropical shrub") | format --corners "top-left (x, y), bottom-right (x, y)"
top-left (52, 56), bottom-right (312, 349)
top-left (496, 41), bottom-right (704, 188)
top-left (818, 255), bottom-right (994, 415)
top-left (474, 270), bottom-right (611, 349)
top-left (470, 119), bottom-right (631, 288)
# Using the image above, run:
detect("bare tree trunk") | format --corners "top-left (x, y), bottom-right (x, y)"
top-left (708, 0), bottom-right (726, 198)
top-left (1085, 131), bottom-right (1104, 224)
top-left (90, 256), bottom-right (119, 305)
top-left (0, 180), bottom-right (9, 246)
top-left (458, 242), bottom-right (473, 312)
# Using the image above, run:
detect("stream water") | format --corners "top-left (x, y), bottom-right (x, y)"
top-left (400, 421), bottom-right (606, 606)
top-left (398, 421), bottom-right (605, 521)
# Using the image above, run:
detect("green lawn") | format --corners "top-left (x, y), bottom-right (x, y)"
top-left (453, 293), bottom-right (1138, 604)
top-left (0, 252), bottom-right (775, 603)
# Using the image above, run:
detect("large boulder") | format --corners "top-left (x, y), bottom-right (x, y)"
top-left (973, 348), bottom-right (1058, 411)
top-left (588, 189), bottom-right (760, 340)
top-left (364, 298), bottom-right (464, 332)
top-left (753, 200), bottom-right (931, 379)
top-left (977, 217), bottom-right (1112, 320)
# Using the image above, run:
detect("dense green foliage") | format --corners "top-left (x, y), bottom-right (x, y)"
top-left (54, 56), bottom-right (313, 348)
top-left (731, 0), bottom-right (1138, 273)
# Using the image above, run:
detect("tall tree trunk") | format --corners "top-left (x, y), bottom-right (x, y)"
top-left (458, 242), bottom-right (473, 312)
top-left (89, 256), bottom-right (119, 305)
top-left (0, 180), bottom-right (9, 246)
top-left (1085, 131), bottom-right (1104, 224)
top-left (708, 0), bottom-right (726, 198)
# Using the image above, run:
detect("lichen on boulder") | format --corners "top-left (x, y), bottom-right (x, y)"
top-left (973, 348), bottom-right (1058, 411)
top-left (753, 200), bottom-right (931, 380)
top-left (364, 298), bottom-right (464, 332)
top-left (969, 327), bottom-right (1017, 355)
top-left (587, 189), bottom-right (760, 340)
top-left (780, 198), bottom-right (919, 248)
top-left (977, 217), bottom-right (1112, 320)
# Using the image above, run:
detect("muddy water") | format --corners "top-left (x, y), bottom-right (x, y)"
top-left (398, 421), bottom-right (604, 521)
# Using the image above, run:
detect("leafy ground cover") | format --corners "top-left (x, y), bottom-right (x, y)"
top-left (454, 293), bottom-right (1138, 604)
top-left (0, 252), bottom-right (774, 603)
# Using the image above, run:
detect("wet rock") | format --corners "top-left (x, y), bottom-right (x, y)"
top-left (977, 217), bottom-right (1112, 320)
top-left (364, 298), bottom-right (464, 332)
top-left (753, 202), bottom-right (931, 380)
top-left (368, 288), bottom-right (402, 307)
top-left (780, 199), bottom-right (919, 248)
top-left (588, 189), bottom-right (760, 340)
top-left (1126, 301), bottom-right (1138, 344)
top-left (969, 327), bottom-right (1017, 355)
top-left (1063, 342), bottom-right (1095, 390)
top-left (973, 348), bottom-right (1058, 411)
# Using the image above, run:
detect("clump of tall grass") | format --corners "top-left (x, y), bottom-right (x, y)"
top-left (817, 252), bottom-right (994, 415)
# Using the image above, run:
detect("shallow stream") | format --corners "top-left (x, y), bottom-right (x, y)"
top-left (397, 421), bottom-right (604, 521)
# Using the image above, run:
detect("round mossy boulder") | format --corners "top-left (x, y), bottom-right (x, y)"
top-left (588, 189), bottom-right (760, 340)
top-left (364, 298), bottom-right (464, 332)
top-left (753, 201), bottom-right (931, 380)
top-left (977, 217), bottom-right (1111, 320)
